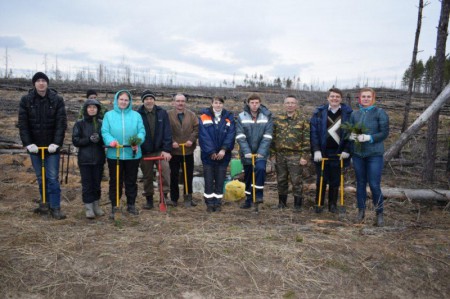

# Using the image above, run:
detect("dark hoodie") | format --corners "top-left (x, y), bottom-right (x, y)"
top-left (72, 99), bottom-right (105, 165)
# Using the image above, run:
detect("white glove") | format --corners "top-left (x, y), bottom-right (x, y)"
top-left (26, 144), bottom-right (39, 153)
top-left (340, 152), bottom-right (350, 160)
top-left (313, 151), bottom-right (322, 162)
top-left (349, 133), bottom-right (358, 141)
top-left (357, 134), bottom-right (371, 143)
top-left (48, 144), bottom-right (59, 153)
top-left (244, 153), bottom-right (253, 159)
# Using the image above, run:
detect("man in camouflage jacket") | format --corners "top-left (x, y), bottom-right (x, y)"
top-left (271, 95), bottom-right (309, 211)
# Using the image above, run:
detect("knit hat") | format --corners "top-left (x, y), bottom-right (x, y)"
top-left (86, 89), bottom-right (97, 98)
top-left (141, 90), bottom-right (156, 102)
top-left (32, 72), bottom-right (49, 85)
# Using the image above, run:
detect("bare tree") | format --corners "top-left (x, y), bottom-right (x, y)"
top-left (4, 47), bottom-right (8, 78)
top-left (423, 0), bottom-right (450, 182)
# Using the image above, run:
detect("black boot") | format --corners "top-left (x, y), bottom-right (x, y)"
top-left (356, 209), bottom-right (365, 223)
top-left (328, 187), bottom-right (338, 213)
top-left (315, 184), bottom-right (326, 213)
top-left (50, 208), bottom-right (66, 220)
top-left (184, 194), bottom-right (197, 207)
top-left (294, 196), bottom-right (303, 212)
top-left (110, 206), bottom-right (118, 220)
top-left (273, 195), bottom-right (287, 209)
top-left (143, 195), bottom-right (154, 210)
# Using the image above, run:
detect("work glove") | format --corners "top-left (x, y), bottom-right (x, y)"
top-left (313, 151), bottom-right (322, 162)
top-left (109, 141), bottom-right (118, 148)
top-left (244, 153), bottom-right (253, 159)
top-left (340, 152), bottom-right (350, 160)
top-left (349, 133), bottom-right (358, 141)
top-left (48, 144), bottom-right (59, 153)
top-left (26, 144), bottom-right (39, 153)
top-left (357, 134), bottom-right (371, 143)
top-left (90, 133), bottom-right (100, 143)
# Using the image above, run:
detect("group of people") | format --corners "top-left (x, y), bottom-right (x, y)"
top-left (18, 72), bottom-right (389, 226)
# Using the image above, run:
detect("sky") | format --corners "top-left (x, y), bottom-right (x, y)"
top-left (0, 0), bottom-right (448, 89)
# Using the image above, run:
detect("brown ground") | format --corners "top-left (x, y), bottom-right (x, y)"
top-left (0, 86), bottom-right (449, 298)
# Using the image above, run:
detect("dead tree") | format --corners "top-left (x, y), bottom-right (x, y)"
top-left (423, 0), bottom-right (450, 182)
top-left (384, 82), bottom-right (450, 162)
top-left (401, 0), bottom-right (425, 133)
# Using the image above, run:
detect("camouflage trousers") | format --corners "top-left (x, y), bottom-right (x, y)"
top-left (275, 152), bottom-right (304, 197)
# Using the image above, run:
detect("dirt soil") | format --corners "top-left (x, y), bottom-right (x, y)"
top-left (0, 86), bottom-right (449, 298)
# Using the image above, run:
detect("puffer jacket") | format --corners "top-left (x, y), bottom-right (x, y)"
top-left (101, 90), bottom-right (145, 160)
top-left (198, 107), bottom-right (235, 166)
top-left (137, 104), bottom-right (172, 154)
top-left (236, 104), bottom-right (273, 165)
top-left (18, 88), bottom-right (67, 154)
top-left (310, 103), bottom-right (352, 166)
top-left (72, 99), bottom-right (106, 165)
top-left (349, 106), bottom-right (389, 158)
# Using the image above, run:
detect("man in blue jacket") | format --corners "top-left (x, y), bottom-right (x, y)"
top-left (236, 93), bottom-right (273, 210)
top-left (310, 88), bottom-right (352, 213)
top-left (138, 90), bottom-right (172, 209)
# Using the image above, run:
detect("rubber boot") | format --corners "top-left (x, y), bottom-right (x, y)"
top-left (93, 200), bottom-right (105, 216)
top-left (50, 208), bottom-right (66, 220)
top-left (356, 209), bottom-right (365, 223)
top-left (294, 196), bottom-right (303, 212)
top-left (184, 194), bottom-right (197, 207)
top-left (240, 197), bottom-right (252, 209)
top-left (127, 204), bottom-right (139, 215)
top-left (143, 195), bottom-right (154, 210)
top-left (376, 212), bottom-right (384, 227)
top-left (84, 203), bottom-right (95, 219)
top-left (273, 195), bottom-right (287, 209)
top-left (328, 187), bottom-right (338, 213)
top-left (315, 184), bottom-right (326, 213)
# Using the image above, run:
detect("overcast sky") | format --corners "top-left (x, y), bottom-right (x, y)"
top-left (0, 0), bottom-right (448, 88)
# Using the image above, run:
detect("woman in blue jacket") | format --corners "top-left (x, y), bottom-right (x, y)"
top-left (349, 88), bottom-right (389, 227)
top-left (101, 90), bottom-right (145, 218)
top-left (198, 97), bottom-right (235, 212)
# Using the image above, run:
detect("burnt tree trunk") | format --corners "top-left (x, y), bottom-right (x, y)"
top-left (401, 0), bottom-right (424, 133)
top-left (423, 0), bottom-right (450, 182)
top-left (384, 82), bottom-right (450, 162)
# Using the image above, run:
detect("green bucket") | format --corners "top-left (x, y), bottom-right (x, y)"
top-left (230, 158), bottom-right (243, 178)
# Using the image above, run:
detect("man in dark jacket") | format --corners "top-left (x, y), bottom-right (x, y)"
top-left (236, 93), bottom-right (273, 210)
top-left (138, 90), bottom-right (172, 209)
top-left (18, 72), bottom-right (68, 219)
top-left (310, 88), bottom-right (352, 213)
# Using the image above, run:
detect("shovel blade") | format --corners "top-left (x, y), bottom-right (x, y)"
top-left (159, 202), bottom-right (167, 212)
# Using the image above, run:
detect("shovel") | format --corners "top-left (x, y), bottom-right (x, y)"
top-left (338, 157), bottom-right (346, 218)
top-left (143, 156), bottom-right (167, 212)
top-left (179, 143), bottom-right (189, 195)
top-left (251, 154), bottom-right (259, 213)
top-left (316, 158), bottom-right (328, 213)
top-left (38, 147), bottom-right (49, 206)
top-left (105, 144), bottom-right (128, 221)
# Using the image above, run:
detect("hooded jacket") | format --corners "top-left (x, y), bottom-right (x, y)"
top-left (72, 99), bottom-right (106, 165)
top-left (101, 90), bottom-right (145, 160)
top-left (137, 104), bottom-right (172, 154)
top-left (18, 88), bottom-right (67, 154)
top-left (236, 104), bottom-right (273, 165)
top-left (198, 107), bottom-right (236, 166)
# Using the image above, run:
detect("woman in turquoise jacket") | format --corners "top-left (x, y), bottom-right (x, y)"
top-left (102, 90), bottom-right (145, 217)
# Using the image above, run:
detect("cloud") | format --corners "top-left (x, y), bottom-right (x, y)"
top-left (0, 36), bottom-right (26, 48)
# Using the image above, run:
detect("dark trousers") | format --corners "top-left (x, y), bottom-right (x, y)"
top-left (79, 164), bottom-right (103, 204)
top-left (314, 149), bottom-right (341, 206)
top-left (107, 158), bottom-right (140, 207)
top-left (169, 154), bottom-right (194, 201)
top-left (203, 164), bottom-right (227, 207)
top-left (243, 160), bottom-right (267, 205)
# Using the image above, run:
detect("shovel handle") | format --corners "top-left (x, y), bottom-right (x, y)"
top-left (37, 147), bottom-right (48, 204)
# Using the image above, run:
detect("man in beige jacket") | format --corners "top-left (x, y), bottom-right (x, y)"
top-left (167, 94), bottom-right (199, 207)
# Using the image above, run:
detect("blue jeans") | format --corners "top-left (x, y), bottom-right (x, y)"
top-left (30, 153), bottom-right (61, 209)
top-left (203, 164), bottom-right (227, 207)
top-left (352, 155), bottom-right (384, 213)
